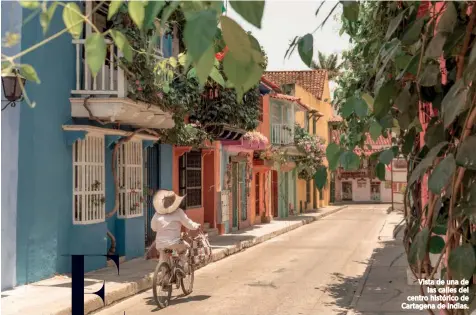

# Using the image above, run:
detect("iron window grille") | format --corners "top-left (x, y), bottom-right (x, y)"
top-left (179, 150), bottom-right (202, 209)
top-left (72, 134), bottom-right (106, 224)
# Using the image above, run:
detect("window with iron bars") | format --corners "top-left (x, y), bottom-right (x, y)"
top-left (72, 134), bottom-right (106, 225)
top-left (117, 140), bottom-right (144, 218)
top-left (179, 151), bottom-right (202, 209)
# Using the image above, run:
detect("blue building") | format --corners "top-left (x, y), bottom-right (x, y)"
top-left (1, 2), bottom-right (176, 290)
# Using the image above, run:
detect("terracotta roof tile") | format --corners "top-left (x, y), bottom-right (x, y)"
top-left (329, 115), bottom-right (343, 122)
top-left (330, 129), bottom-right (392, 156)
top-left (264, 70), bottom-right (328, 100)
top-left (270, 93), bottom-right (310, 111)
top-left (260, 76), bottom-right (282, 92)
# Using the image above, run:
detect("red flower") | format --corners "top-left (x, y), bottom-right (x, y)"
top-left (215, 46), bottom-right (229, 61)
top-left (417, 1), bottom-right (430, 19)
top-left (137, 87), bottom-right (143, 91)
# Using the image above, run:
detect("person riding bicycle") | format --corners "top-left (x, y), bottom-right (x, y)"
top-left (151, 190), bottom-right (200, 280)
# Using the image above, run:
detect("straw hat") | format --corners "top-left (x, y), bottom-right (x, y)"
top-left (153, 190), bottom-right (185, 215)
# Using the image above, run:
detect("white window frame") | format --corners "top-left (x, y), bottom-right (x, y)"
top-left (117, 140), bottom-right (144, 218)
top-left (72, 134), bottom-right (106, 225)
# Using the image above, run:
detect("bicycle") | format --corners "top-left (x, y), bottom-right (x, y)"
top-left (152, 233), bottom-right (196, 309)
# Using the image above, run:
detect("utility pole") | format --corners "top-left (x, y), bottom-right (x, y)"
top-left (391, 160), bottom-right (394, 211)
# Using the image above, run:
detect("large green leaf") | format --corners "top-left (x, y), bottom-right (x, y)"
top-left (441, 79), bottom-right (469, 127)
top-left (353, 97), bottom-right (368, 117)
top-left (340, 151), bottom-right (360, 170)
top-left (326, 143), bottom-right (342, 171)
top-left (342, 97), bottom-right (355, 118)
top-left (62, 3), bottom-right (83, 39)
top-left (40, 3), bottom-right (57, 35)
top-left (19, 64), bottom-right (40, 84)
top-left (223, 50), bottom-right (263, 99)
top-left (424, 122), bottom-right (445, 149)
top-left (185, 10), bottom-right (218, 64)
top-left (419, 63), bottom-right (440, 86)
top-left (425, 33), bottom-right (447, 59)
top-left (373, 80), bottom-right (397, 119)
top-left (385, 11), bottom-right (404, 40)
top-left (402, 129), bottom-right (416, 155)
top-left (448, 244), bottom-right (476, 281)
top-left (375, 162), bottom-right (386, 181)
top-left (297, 34), bottom-right (313, 67)
top-left (221, 16), bottom-right (252, 63)
top-left (20, 1), bottom-right (39, 9)
top-left (229, 1), bottom-right (265, 28)
top-left (409, 228), bottom-right (430, 264)
top-left (379, 149), bottom-right (394, 165)
top-left (196, 46), bottom-right (215, 86)
top-left (394, 84), bottom-right (411, 113)
top-left (361, 93), bottom-right (374, 110)
top-left (128, 1), bottom-right (146, 28)
top-left (85, 33), bottom-right (107, 77)
top-left (429, 236), bottom-right (445, 254)
top-left (108, 0), bottom-right (124, 20)
top-left (110, 30), bottom-right (132, 62)
top-left (408, 141), bottom-right (448, 187)
top-left (314, 166), bottom-right (328, 191)
top-left (437, 2), bottom-right (457, 33)
top-left (342, 1), bottom-right (359, 21)
top-left (433, 224), bottom-right (447, 236)
top-left (369, 121), bottom-right (382, 141)
top-left (428, 154), bottom-right (456, 194)
top-left (143, 0), bottom-right (165, 30)
top-left (402, 18), bottom-right (424, 45)
top-left (210, 67), bottom-right (225, 87)
top-left (456, 135), bottom-right (476, 170)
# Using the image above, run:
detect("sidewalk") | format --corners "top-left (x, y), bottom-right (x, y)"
top-left (347, 210), bottom-right (420, 315)
top-left (2, 205), bottom-right (346, 315)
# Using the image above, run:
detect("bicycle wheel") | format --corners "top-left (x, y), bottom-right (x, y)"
top-left (181, 261), bottom-right (194, 296)
top-left (152, 262), bottom-right (172, 308)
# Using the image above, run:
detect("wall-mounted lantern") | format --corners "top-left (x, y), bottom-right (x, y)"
top-left (2, 70), bottom-right (26, 111)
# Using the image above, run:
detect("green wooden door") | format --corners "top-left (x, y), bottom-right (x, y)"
top-left (240, 162), bottom-right (247, 221)
top-left (232, 162), bottom-right (239, 228)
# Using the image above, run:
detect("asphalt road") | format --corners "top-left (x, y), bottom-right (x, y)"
top-left (95, 204), bottom-right (391, 315)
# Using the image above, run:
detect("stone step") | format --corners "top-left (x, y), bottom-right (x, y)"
top-left (203, 222), bottom-right (211, 229)
top-left (205, 228), bottom-right (219, 237)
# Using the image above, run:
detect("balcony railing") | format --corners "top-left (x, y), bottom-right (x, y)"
top-left (271, 123), bottom-right (294, 145)
top-left (72, 39), bottom-right (126, 97)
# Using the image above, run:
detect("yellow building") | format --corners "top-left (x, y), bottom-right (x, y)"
top-left (263, 70), bottom-right (333, 211)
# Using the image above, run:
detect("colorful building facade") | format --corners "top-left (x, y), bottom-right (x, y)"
top-left (1, 2), bottom-right (176, 289)
top-left (264, 70), bottom-right (333, 212)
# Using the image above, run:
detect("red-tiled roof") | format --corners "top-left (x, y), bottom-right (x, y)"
top-left (330, 129), bottom-right (392, 156)
top-left (329, 115), bottom-right (343, 122)
top-left (270, 93), bottom-right (311, 111)
top-left (260, 76), bottom-right (282, 92)
top-left (264, 70), bottom-right (328, 100)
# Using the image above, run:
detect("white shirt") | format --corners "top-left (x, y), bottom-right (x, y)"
top-left (151, 208), bottom-right (200, 249)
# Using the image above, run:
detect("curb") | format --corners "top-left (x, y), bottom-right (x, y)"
top-left (85, 205), bottom-right (347, 314)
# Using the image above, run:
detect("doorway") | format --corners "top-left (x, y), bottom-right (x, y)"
top-left (371, 182), bottom-right (381, 201)
top-left (144, 144), bottom-right (160, 248)
top-left (342, 182), bottom-right (353, 201)
top-left (231, 162), bottom-right (239, 229)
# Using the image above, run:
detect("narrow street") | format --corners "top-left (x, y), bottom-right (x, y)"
top-left (96, 205), bottom-right (392, 315)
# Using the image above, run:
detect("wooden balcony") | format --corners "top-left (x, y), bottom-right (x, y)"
top-left (69, 39), bottom-right (174, 129)
top-left (271, 123), bottom-right (294, 145)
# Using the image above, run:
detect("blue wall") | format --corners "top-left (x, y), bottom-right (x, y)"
top-left (14, 5), bottom-right (109, 285)
top-left (1, 1), bottom-right (23, 291)
top-left (9, 5), bottom-right (176, 287)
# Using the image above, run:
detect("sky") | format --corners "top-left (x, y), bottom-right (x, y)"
top-left (225, 1), bottom-right (351, 71)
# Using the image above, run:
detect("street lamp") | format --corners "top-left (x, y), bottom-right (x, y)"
top-left (2, 70), bottom-right (26, 111)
